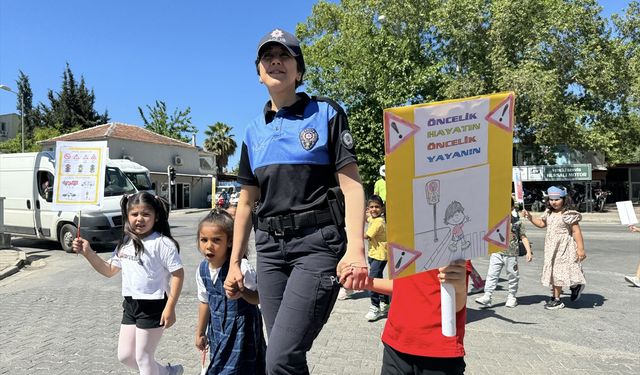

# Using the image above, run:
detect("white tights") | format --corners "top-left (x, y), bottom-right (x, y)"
top-left (117, 325), bottom-right (168, 375)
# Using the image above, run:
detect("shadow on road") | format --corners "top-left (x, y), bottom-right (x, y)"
top-left (467, 307), bottom-right (538, 325)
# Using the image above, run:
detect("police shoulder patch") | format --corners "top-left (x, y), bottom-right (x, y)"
top-left (299, 128), bottom-right (319, 150)
top-left (341, 130), bottom-right (354, 149)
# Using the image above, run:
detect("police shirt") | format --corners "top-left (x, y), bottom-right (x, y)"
top-left (238, 93), bottom-right (357, 218)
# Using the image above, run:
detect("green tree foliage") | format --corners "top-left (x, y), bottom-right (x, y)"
top-left (612, 2), bottom-right (640, 161)
top-left (298, 0), bottom-right (639, 186)
top-left (16, 70), bottom-right (35, 137)
top-left (0, 126), bottom-right (64, 153)
top-left (204, 122), bottom-right (237, 174)
top-left (138, 100), bottom-right (196, 143)
top-left (38, 63), bottom-right (109, 132)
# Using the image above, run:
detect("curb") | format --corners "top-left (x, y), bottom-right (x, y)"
top-left (0, 250), bottom-right (27, 280)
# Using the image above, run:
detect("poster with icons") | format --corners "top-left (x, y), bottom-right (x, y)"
top-left (52, 141), bottom-right (108, 210)
top-left (384, 92), bottom-right (515, 278)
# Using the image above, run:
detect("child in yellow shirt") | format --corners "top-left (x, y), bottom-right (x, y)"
top-left (365, 195), bottom-right (388, 321)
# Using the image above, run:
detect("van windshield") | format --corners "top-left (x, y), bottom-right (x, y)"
top-left (105, 167), bottom-right (137, 196)
top-left (125, 172), bottom-right (152, 191)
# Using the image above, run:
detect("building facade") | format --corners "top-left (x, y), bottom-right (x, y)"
top-left (40, 122), bottom-right (216, 209)
top-left (0, 113), bottom-right (20, 143)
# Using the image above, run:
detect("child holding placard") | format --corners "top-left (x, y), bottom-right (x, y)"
top-left (347, 261), bottom-right (470, 374)
top-left (523, 186), bottom-right (586, 310)
top-left (73, 192), bottom-right (185, 375)
top-left (625, 225), bottom-right (640, 287)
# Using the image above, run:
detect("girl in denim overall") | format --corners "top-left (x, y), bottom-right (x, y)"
top-left (195, 209), bottom-right (265, 374)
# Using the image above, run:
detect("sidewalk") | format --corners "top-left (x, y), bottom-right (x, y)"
top-left (0, 248), bottom-right (26, 280)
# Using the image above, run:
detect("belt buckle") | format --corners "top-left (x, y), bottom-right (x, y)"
top-left (273, 228), bottom-right (285, 236)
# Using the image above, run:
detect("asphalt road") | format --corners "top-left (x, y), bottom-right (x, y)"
top-left (0, 211), bottom-right (638, 374)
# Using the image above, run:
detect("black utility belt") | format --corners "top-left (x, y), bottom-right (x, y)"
top-left (257, 209), bottom-right (333, 235)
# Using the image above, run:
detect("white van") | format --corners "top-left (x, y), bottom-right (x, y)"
top-left (108, 158), bottom-right (154, 193)
top-left (0, 152), bottom-right (139, 252)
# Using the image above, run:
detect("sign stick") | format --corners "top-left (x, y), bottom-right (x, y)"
top-left (76, 210), bottom-right (81, 255)
top-left (441, 282), bottom-right (456, 337)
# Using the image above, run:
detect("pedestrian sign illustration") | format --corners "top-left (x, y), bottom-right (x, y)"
top-left (388, 244), bottom-right (423, 278)
top-left (384, 111), bottom-right (420, 154)
top-left (426, 180), bottom-right (440, 204)
top-left (485, 94), bottom-right (514, 132)
top-left (384, 92), bottom-right (515, 277)
top-left (482, 215), bottom-right (511, 248)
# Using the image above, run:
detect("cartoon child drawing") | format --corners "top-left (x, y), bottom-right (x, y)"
top-left (444, 200), bottom-right (471, 252)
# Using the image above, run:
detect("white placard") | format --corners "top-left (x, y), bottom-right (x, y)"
top-left (52, 141), bottom-right (108, 211)
top-left (616, 201), bottom-right (638, 225)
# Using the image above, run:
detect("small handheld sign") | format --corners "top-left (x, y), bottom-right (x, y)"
top-left (616, 201), bottom-right (638, 226)
top-left (53, 141), bottom-right (108, 250)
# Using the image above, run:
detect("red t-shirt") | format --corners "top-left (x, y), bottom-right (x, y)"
top-left (381, 262), bottom-right (470, 358)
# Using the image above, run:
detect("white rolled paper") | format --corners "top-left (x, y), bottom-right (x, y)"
top-left (441, 282), bottom-right (456, 337)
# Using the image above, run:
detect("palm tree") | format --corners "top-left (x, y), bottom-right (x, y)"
top-left (204, 122), bottom-right (237, 174)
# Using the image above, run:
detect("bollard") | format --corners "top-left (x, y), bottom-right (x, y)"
top-left (0, 197), bottom-right (11, 248)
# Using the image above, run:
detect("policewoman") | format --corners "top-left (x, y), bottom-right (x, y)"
top-left (224, 28), bottom-right (368, 374)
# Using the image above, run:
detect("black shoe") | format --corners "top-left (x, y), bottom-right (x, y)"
top-left (544, 296), bottom-right (554, 308)
top-left (544, 299), bottom-right (565, 310)
top-left (570, 284), bottom-right (584, 301)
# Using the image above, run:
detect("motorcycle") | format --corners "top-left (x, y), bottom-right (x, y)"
top-left (593, 189), bottom-right (611, 212)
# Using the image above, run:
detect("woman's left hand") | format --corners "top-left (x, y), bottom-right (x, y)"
top-left (160, 307), bottom-right (176, 329)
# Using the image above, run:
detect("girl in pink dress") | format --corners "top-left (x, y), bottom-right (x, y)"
top-left (523, 186), bottom-right (586, 310)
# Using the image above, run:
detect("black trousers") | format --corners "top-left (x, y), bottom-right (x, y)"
top-left (255, 224), bottom-right (345, 375)
top-left (381, 343), bottom-right (466, 375)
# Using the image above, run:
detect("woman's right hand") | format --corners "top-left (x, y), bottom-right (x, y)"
top-left (224, 263), bottom-right (244, 300)
top-left (72, 238), bottom-right (92, 256)
top-left (522, 209), bottom-right (531, 220)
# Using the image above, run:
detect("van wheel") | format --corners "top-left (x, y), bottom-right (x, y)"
top-left (59, 224), bottom-right (77, 253)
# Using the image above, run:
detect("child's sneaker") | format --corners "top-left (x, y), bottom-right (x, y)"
top-left (624, 275), bottom-right (640, 287)
top-left (505, 294), bottom-right (518, 308)
top-left (365, 305), bottom-right (381, 321)
top-left (337, 288), bottom-right (354, 300)
top-left (570, 284), bottom-right (584, 301)
top-left (544, 299), bottom-right (565, 310)
top-left (475, 294), bottom-right (492, 307)
top-left (379, 301), bottom-right (389, 315)
top-left (166, 363), bottom-right (184, 375)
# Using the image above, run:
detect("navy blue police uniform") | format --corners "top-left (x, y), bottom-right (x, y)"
top-left (238, 92), bottom-right (357, 374)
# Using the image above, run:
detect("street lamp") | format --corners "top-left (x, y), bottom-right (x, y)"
top-left (0, 84), bottom-right (25, 152)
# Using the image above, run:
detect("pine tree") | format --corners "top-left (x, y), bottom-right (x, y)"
top-left (16, 71), bottom-right (35, 137)
top-left (39, 63), bottom-right (109, 131)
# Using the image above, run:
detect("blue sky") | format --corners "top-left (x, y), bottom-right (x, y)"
top-left (0, 0), bottom-right (631, 168)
